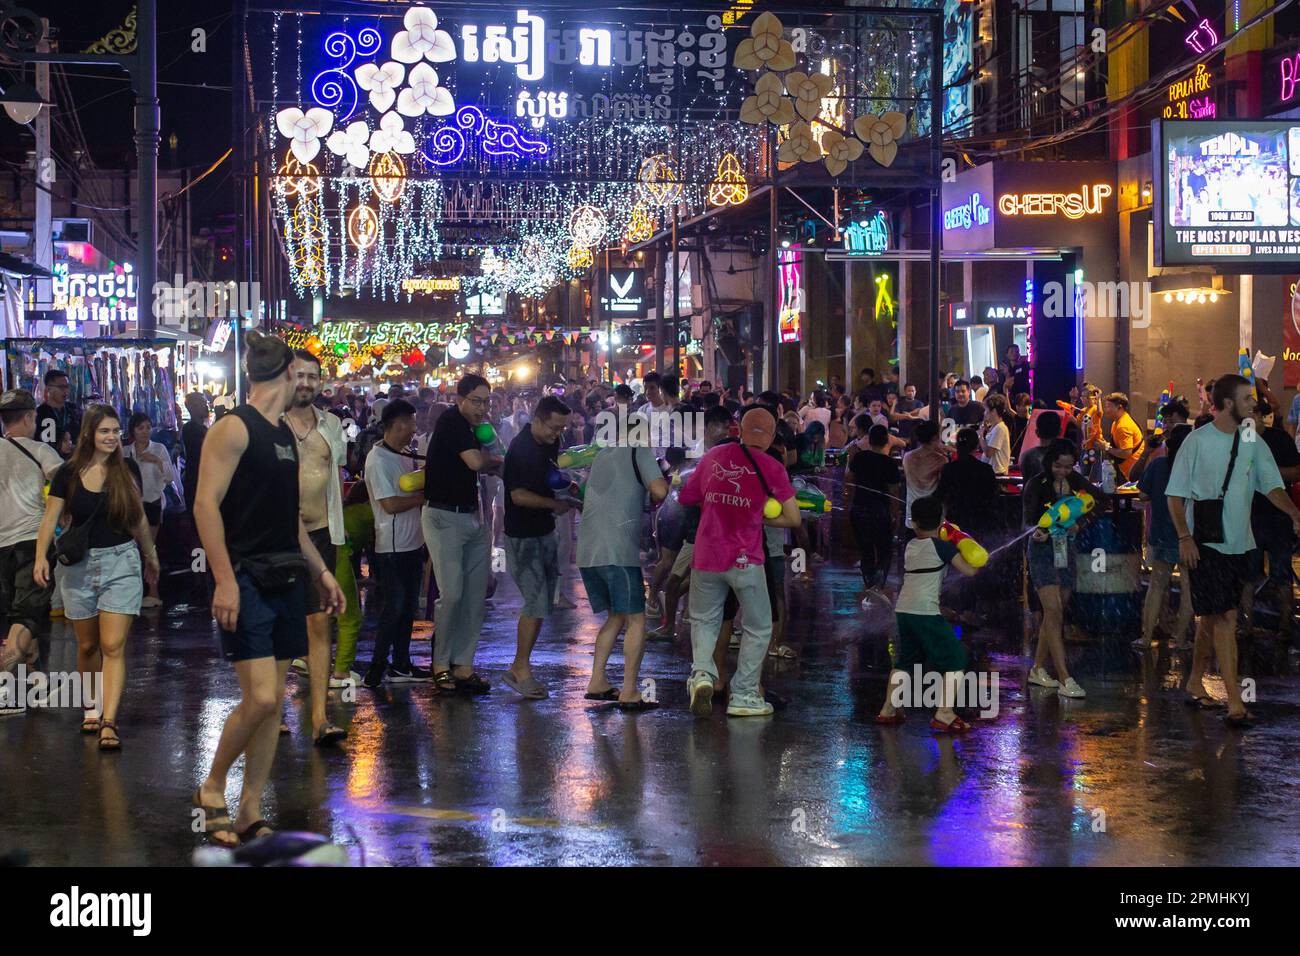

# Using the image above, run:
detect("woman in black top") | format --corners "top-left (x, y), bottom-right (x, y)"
top-left (1021, 438), bottom-right (1103, 699)
top-left (34, 404), bottom-right (157, 751)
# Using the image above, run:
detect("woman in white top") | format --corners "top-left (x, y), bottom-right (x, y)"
top-left (799, 390), bottom-right (832, 431)
top-left (979, 394), bottom-right (1012, 476)
top-left (122, 412), bottom-right (175, 609)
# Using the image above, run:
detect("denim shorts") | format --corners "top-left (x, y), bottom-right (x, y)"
top-left (580, 565), bottom-right (646, 615)
top-left (61, 541), bottom-right (143, 620)
top-left (506, 532), bottom-right (558, 619)
top-left (1027, 536), bottom-right (1074, 590)
top-left (220, 570), bottom-right (309, 662)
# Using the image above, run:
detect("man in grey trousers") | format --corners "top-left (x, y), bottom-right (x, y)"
top-left (420, 374), bottom-right (502, 694)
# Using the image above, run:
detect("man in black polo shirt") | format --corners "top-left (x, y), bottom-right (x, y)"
top-left (420, 374), bottom-right (501, 694)
top-left (502, 396), bottom-right (571, 699)
top-left (947, 380), bottom-right (985, 428)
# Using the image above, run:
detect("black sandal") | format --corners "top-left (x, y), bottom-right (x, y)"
top-left (615, 699), bottom-right (660, 712)
top-left (454, 673), bottom-right (491, 695)
top-left (433, 670), bottom-right (457, 691)
top-left (313, 724), bottom-right (347, 747)
top-left (98, 720), bottom-right (121, 752)
top-left (192, 788), bottom-right (238, 848)
top-left (238, 820), bottom-right (273, 843)
top-left (584, 688), bottom-right (620, 701)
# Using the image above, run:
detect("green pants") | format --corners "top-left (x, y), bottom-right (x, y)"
top-left (333, 541), bottom-right (361, 675)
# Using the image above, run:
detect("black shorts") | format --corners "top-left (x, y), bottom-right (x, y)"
top-left (143, 499), bottom-right (162, 526)
top-left (0, 539), bottom-right (54, 640)
top-left (304, 527), bottom-right (336, 616)
top-left (1188, 546), bottom-right (1249, 617)
top-left (219, 571), bottom-right (309, 662)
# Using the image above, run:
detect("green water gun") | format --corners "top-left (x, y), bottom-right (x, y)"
top-left (557, 443), bottom-right (601, 470)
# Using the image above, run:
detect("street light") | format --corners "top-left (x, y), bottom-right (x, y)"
top-left (0, 80), bottom-right (45, 125)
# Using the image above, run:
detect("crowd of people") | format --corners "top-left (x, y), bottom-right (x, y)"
top-left (2, 332), bottom-right (1298, 846)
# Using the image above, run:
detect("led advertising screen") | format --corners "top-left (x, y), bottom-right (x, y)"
top-left (1155, 119), bottom-right (1300, 269)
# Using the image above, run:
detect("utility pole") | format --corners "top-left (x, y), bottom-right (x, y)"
top-left (32, 18), bottom-right (50, 311)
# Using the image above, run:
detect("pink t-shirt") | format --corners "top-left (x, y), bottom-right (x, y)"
top-left (679, 442), bottom-right (796, 573)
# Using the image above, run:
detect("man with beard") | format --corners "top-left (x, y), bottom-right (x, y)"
top-left (193, 331), bottom-right (344, 846)
top-left (285, 351), bottom-right (349, 745)
top-left (1167, 374), bottom-right (1300, 726)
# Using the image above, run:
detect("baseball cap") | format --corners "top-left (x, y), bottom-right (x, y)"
top-left (0, 388), bottom-right (37, 412)
top-left (739, 407), bottom-right (776, 450)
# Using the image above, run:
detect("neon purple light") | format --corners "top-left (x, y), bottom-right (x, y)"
top-left (1184, 19), bottom-right (1218, 55)
top-left (310, 27), bottom-right (382, 123)
top-left (421, 106), bottom-right (550, 167)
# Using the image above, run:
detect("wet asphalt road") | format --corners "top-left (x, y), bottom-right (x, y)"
top-left (3, 562), bottom-right (1300, 867)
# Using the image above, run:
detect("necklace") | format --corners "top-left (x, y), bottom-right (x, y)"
top-left (287, 410), bottom-right (316, 445)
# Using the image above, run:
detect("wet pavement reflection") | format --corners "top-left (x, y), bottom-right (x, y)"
top-left (3, 564), bottom-right (1300, 866)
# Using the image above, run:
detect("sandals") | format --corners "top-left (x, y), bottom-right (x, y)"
top-left (767, 644), bottom-right (798, 660)
top-left (584, 687), bottom-right (620, 701)
top-left (433, 670), bottom-right (458, 691)
top-left (81, 710), bottom-right (102, 734)
top-left (238, 820), bottom-right (274, 844)
top-left (875, 712), bottom-right (906, 725)
top-left (454, 673), bottom-right (491, 695)
top-left (313, 724), bottom-right (348, 747)
top-left (192, 788), bottom-right (239, 848)
top-left (1183, 694), bottom-right (1224, 710)
top-left (98, 720), bottom-right (121, 752)
top-left (930, 715), bottom-right (974, 734)
top-left (1224, 711), bottom-right (1257, 728)
top-left (616, 699), bottom-right (660, 712)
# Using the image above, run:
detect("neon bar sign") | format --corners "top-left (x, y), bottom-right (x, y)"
top-left (1164, 63), bottom-right (1216, 119)
top-left (942, 191), bottom-right (991, 231)
top-left (1183, 19), bottom-right (1218, 55)
top-left (422, 105), bottom-right (550, 166)
top-left (998, 184), bottom-right (1112, 220)
top-left (843, 212), bottom-right (890, 254)
top-left (1281, 51), bottom-right (1300, 102)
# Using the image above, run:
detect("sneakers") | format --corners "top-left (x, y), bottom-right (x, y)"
top-left (1027, 666), bottom-right (1060, 689)
top-left (290, 658), bottom-right (309, 676)
top-left (387, 664), bottom-right (432, 683)
top-left (362, 669), bottom-right (384, 690)
top-left (687, 672), bottom-right (714, 717)
top-left (329, 671), bottom-right (361, 690)
top-left (727, 693), bottom-right (774, 717)
top-left (1057, 677), bottom-right (1087, 699)
top-left (646, 626), bottom-right (675, 642)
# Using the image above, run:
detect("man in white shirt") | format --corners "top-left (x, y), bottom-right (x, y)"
top-left (363, 400), bottom-right (433, 689)
top-left (1167, 374), bottom-right (1300, 724)
top-left (0, 389), bottom-right (66, 711)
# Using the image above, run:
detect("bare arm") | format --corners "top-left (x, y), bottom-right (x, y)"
top-left (193, 415), bottom-right (248, 590)
top-left (379, 493), bottom-right (424, 514)
top-left (460, 448), bottom-right (501, 472)
top-left (952, 553), bottom-right (980, 577)
top-left (646, 476), bottom-right (669, 504)
top-left (31, 495), bottom-right (66, 586)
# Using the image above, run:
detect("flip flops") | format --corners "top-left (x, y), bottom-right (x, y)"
top-left (875, 712), bottom-right (906, 725)
top-left (454, 673), bottom-right (491, 696)
top-left (238, 820), bottom-right (274, 844)
top-left (930, 715), bottom-right (974, 734)
top-left (584, 687), bottom-right (620, 701)
top-left (313, 724), bottom-right (347, 747)
top-left (615, 699), bottom-right (660, 712)
top-left (503, 673), bottom-right (548, 699)
top-left (1224, 711), bottom-right (1257, 727)
top-left (433, 670), bottom-right (457, 691)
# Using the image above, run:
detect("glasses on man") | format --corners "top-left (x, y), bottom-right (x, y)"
top-left (464, 395), bottom-right (489, 406)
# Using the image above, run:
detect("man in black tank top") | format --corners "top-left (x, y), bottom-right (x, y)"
top-left (191, 331), bottom-right (344, 848)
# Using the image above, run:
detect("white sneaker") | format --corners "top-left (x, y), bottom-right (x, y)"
top-left (290, 658), bottom-right (309, 676)
top-left (1027, 667), bottom-right (1060, 689)
top-left (329, 671), bottom-right (361, 690)
top-left (728, 633), bottom-right (740, 649)
top-left (727, 693), bottom-right (775, 717)
top-left (1058, 677), bottom-right (1087, 699)
top-left (687, 672), bottom-right (714, 717)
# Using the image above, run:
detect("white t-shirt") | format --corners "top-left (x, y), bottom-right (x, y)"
top-left (894, 536), bottom-right (959, 616)
top-left (801, 406), bottom-right (832, 431)
top-left (0, 435), bottom-right (64, 548)
top-left (365, 443), bottom-right (425, 553)
top-left (983, 420), bottom-right (1011, 475)
top-left (122, 439), bottom-right (176, 504)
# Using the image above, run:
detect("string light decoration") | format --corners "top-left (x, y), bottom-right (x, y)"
top-left (637, 154), bottom-right (683, 207)
top-left (568, 204), bottom-right (608, 249)
top-left (346, 204), bottom-right (379, 250)
top-left (368, 150), bottom-right (407, 203)
top-left (708, 152), bottom-right (749, 206)
top-left (566, 244), bottom-right (594, 270)
top-left (624, 202), bottom-right (655, 243)
top-left (273, 150), bottom-right (321, 199)
top-left (290, 199), bottom-right (326, 288)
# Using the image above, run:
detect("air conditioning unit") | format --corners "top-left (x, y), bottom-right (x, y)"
top-left (53, 218), bottom-right (93, 244)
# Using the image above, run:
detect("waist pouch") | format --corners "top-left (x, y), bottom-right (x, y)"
top-left (236, 551), bottom-right (309, 593)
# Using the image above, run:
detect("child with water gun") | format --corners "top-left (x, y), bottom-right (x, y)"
top-left (1020, 438), bottom-right (1104, 699)
top-left (875, 495), bottom-right (985, 734)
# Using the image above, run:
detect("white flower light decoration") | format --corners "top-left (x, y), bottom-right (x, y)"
top-left (368, 112), bottom-right (416, 155)
top-left (785, 71), bottom-right (835, 121)
top-left (778, 122), bottom-right (820, 164)
top-left (355, 61), bottom-right (405, 113)
top-left (397, 62), bottom-right (455, 117)
top-left (391, 6), bottom-right (456, 64)
top-left (276, 107), bottom-right (334, 163)
top-left (326, 120), bottom-right (372, 169)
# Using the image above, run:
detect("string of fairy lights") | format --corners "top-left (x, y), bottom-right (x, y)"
top-left (261, 5), bottom-right (935, 304)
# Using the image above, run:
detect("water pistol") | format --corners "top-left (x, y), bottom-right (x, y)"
top-left (1238, 349), bottom-right (1257, 401)
top-left (939, 521), bottom-right (988, 568)
top-left (1055, 400), bottom-right (1083, 416)
top-left (474, 421), bottom-right (506, 455)
top-left (793, 479), bottom-right (831, 514)
top-left (1037, 491), bottom-right (1096, 534)
top-left (556, 442), bottom-right (601, 470)
top-left (1154, 381), bottom-right (1173, 435)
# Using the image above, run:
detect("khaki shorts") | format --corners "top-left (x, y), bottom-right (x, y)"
top-left (671, 541), bottom-right (694, 579)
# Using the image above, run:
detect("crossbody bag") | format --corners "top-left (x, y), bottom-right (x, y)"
top-left (1192, 428), bottom-right (1240, 546)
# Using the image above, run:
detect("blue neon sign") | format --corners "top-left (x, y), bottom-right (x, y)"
top-left (843, 212), bottom-right (890, 255)
top-left (310, 28), bottom-right (383, 123)
top-left (942, 191), bottom-right (992, 231)
top-left (421, 105), bottom-right (551, 167)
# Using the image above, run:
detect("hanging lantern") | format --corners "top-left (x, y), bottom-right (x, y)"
top-left (566, 244), bottom-right (594, 270)
top-left (708, 152), bottom-right (749, 207)
top-left (347, 204), bottom-right (380, 250)
top-left (368, 150), bottom-right (406, 204)
top-left (624, 202), bottom-right (654, 243)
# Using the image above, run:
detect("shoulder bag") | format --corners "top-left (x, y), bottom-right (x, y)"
top-left (1192, 428), bottom-right (1240, 546)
